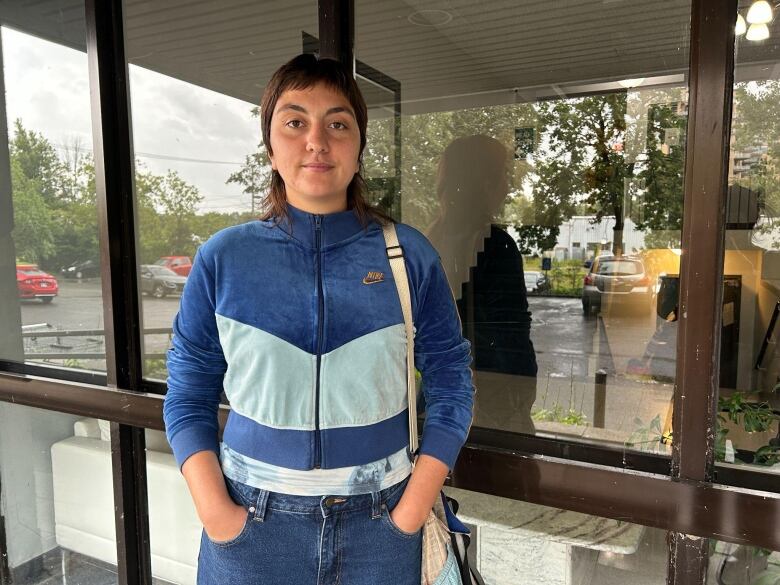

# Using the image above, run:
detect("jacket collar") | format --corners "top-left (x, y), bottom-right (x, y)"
top-left (275, 201), bottom-right (367, 249)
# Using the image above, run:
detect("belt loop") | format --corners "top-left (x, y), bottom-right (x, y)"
top-left (371, 490), bottom-right (382, 520)
top-left (250, 488), bottom-right (269, 522)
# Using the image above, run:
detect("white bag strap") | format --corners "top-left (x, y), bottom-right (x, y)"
top-left (382, 221), bottom-right (419, 457)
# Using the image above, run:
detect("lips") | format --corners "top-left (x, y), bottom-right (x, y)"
top-left (303, 163), bottom-right (334, 173)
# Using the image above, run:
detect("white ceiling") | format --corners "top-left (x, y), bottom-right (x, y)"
top-left (1, 0), bottom-right (778, 114)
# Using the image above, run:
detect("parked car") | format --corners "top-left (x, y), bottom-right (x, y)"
top-left (140, 265), bottom-right (187, 298)
top-left (16, 263), bottom-right (59, 303)
top-left (61, 259), bottom-right (100, 279)
top-left (524, 270), bottom-right (549, 294)
top-left (154, 256), bottom-right (192, 277)
top-left (581, 256), bottom-right (653, 316)
top-left (583, 251), bottom-right (614, 270)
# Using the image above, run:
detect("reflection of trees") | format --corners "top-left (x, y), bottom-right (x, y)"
top-left (9, 119), bottom-right (256, 268)
top-left (730, 81), bottom-right (780, 249)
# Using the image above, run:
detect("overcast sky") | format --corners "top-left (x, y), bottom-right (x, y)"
top-left (2, 26), bottom-right (260, 213)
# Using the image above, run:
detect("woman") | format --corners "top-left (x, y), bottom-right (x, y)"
top-left (163, 53), bottom-right (474, 585)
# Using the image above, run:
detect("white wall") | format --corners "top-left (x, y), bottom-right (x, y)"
top-left (0, 403), bottom-right (79, 567)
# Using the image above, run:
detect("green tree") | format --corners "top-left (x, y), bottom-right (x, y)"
top-left (226, 107), bottom-right (272, 214)
top-left (9, 157), bottom-right (56, 263)
top-left (9, 119), bottom-right (67, 207)
top-left (533, 93), bottom-right (632, 254)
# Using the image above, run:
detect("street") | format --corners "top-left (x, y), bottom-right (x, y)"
top-left (17, 281), bottom-right (674, 451)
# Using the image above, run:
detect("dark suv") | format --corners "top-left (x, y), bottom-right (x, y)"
top-left (581, 256), bottom-right (653, 316)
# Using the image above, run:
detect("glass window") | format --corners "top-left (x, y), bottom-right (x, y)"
top-left (0, 403), bottom-right (117, 584)
top-left (708, 540), bottom-right (780, 584)
top-left (124, 1), bottom-right (319, 381)
top-left (356, 0), bottom-right (692, 459)
top-left (0, 4), bottom-right (106, 373)
top-left (716, 1), bottom-right (780, 487)
top-left (444, 487), bottom-right (668, 585)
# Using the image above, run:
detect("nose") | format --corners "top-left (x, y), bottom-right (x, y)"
top-left (306, 123), bottom-right (328, 154)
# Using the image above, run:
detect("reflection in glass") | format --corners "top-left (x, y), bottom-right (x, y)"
top-left (357, 0), bottom-right (692, 457)
top-left (708, 540), bottom-right (780, 585)
top-left (444, 486), bottom-right (668, 585)
top-left (0, 9), bottom-right (106, 373)
top-left (124, 1), bottom-right (319, 380)
top-left (716, 2), bottom-right (780, 479)
top-left (0, 403), bottom-right (117, 584)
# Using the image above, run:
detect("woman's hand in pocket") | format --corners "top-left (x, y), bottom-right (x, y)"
top-left (202, 501), bottom-right (248, 543)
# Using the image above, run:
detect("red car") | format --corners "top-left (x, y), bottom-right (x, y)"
top-left (154, 256), bottom-right (192, 277)
top-left (17, 263), bottom-right (59, 303)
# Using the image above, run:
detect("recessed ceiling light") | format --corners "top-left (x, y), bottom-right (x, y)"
top-left (746, 22), bottom-right (770, 40)
top-left (408, 9), bottom-right (452, 27)
top-left (746, 0), bottom-right (773, 24)
top-left (736, 13), bottom-right (747, 35)
top-left (618, 78), bottom-right (646, 88)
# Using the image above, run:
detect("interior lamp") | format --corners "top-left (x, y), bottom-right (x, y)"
top-left (746, 0), bottom-right (773, 24)
top-left (736, 13), bottom-right (747, 35)
top-left (746, 22), bottom-right (770, 40)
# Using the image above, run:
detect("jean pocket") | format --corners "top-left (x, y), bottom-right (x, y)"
top-left (381, 503), bottom-right (422, 539)
top-left (204, 513), bottom-right (251, 548)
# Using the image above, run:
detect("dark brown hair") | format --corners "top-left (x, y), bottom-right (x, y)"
top-left (258, 53), bottom-right (393, 227)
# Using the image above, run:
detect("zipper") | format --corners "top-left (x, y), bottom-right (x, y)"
top-left (314, 215), bottom-right (324, 469)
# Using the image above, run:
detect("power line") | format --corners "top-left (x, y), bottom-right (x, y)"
top-left (48, 141), bottom-right (254, 166)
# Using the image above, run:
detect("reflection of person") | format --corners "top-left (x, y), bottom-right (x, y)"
top-left (163, 54), bottom-right (474, 584)
top-left (426, 135), bottom-right (538, 434)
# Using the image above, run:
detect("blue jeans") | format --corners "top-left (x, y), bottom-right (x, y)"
top-left (197, 475), bottom-right (422, 585)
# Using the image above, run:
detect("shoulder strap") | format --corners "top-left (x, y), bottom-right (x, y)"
top-left (381, 222), bottom-right (419, 457)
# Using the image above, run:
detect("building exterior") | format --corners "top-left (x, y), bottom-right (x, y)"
top-left (1, 2), bottom-right (779, 585)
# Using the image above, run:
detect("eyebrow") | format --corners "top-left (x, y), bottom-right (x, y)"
top-left (277, 103), bottom-right (355, 119)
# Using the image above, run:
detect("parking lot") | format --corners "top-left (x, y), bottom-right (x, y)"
top-left (17, 279), bottom-right (674, 447)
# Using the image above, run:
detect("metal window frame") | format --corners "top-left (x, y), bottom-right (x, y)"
top-left (0, 0), bottom-right (777, 584)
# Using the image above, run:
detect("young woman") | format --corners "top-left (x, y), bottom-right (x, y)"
top-left (163, 53), bottom-right (475, 585)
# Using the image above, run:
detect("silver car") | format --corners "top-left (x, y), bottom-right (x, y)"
top-left (581, 256), bottom-right (653, 316)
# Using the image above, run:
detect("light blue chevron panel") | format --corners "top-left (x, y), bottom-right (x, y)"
top-left (319, 323), bottom-right (408, 429)
top-left (216, 313), bottom-right (316, 430)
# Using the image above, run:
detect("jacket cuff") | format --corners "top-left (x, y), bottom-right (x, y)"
top-left (168, 425), bottom-right (220, 470)
top-left (418, 424), bottom-right (466, 470)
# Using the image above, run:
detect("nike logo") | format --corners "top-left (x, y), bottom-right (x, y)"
top-left (362, 271), bottom-right (385, 284)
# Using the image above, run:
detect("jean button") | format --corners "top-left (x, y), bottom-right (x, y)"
top-left (249, 506), bottom-right (256, 513)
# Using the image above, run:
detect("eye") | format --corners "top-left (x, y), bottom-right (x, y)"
top-left (330, 121), bottom-right (348, 130)
top-left (285, 119), bottom-right (304, 129)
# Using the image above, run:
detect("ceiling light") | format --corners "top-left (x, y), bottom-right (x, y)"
top-left (618, 78), bottom-right (645, 88)
top-left (746, 0), bottom-right (773, 24)
top-left (408, 9), bottom-right (452, 27)
top-left (746, 22), bottom-right (770, 40)
top-left (736, 13), bottom-right (747, 35)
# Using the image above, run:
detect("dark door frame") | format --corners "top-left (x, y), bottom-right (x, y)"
top-left (0, 1), bottom-right (775, 584)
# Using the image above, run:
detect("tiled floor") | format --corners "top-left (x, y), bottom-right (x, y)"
top-left (16, 548), bottom-right (172, 585)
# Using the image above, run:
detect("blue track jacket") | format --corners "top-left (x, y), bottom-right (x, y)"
top-left (163, 202), bottom-right (475, 473)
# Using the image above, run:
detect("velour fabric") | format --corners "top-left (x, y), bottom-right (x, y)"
top-left (163, 201), bottom-right (474, 472)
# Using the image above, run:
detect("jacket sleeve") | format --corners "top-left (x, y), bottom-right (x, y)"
top-left (413, 254), bottom-right (475, 470)
top-left (163, 246), bottom-right (227, 469)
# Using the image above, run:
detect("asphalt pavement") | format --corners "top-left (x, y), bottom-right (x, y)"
top-left (16, 281), bottom-right (674, 450)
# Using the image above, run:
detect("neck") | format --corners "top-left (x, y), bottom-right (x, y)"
top-left (286, 192), bottom-right (349, 215)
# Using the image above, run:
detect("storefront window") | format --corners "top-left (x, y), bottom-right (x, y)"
top-left (716, 1), bottom-right (780, 486)
top-left (124, 1), bottom-right (319, 381)
top-left (356, 0), bottom-right (692, 458)
top-left (708, 540), bottom-right (780, 584)
top-left (0, 402), bottom-right (117, 584)
top-left (444, 487), bottom-right (668, 585)
top-left (0, 4), bottom-right (106, 373)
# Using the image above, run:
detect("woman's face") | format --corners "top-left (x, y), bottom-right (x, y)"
top-left (269, 83), bottom-right (361, 212)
